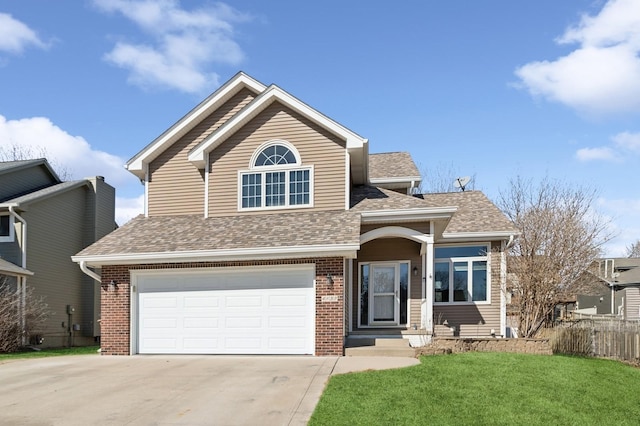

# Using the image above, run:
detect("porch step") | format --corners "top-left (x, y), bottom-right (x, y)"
top-left (345, 336), bottom-right (416, 357)
top-left (344, 345), bottom-right (416, 358)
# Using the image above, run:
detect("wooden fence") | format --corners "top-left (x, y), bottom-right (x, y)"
top-left (551, 319), bottom-right (640, 363)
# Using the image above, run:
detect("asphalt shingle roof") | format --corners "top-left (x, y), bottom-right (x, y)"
top-left (350, 186), bottom-right (517, 235)
top-left (368, 152), bottom-right (420, 180)
top-left (420, 191), bottom-right (518, 234)
top-left (1, 181), bottom-right (87, 206)
top-left (76, 210), bottom-right (361, 257)
top-left (350, 186), bottom-right (437, 210)
top-left (0, 258), bottom-right (33, 276)
top-left (0, 159), bottom-right (45, 174)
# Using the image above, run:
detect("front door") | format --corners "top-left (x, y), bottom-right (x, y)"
top-left (369, 264), bottom-right (400, 325)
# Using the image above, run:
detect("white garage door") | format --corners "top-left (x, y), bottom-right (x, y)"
top-left (134, 266), bottom-right (315, 355)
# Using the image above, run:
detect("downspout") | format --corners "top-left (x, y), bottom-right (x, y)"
top-left (8, 206), bottom-right (27, 344)
top-left (79, 261), bottom-right (101, 283)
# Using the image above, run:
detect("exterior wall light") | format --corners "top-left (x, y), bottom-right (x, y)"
top-left (326, 273), bottom-right (334, 286)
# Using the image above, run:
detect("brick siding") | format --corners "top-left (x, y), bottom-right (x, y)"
top-left (99, 257), bottom-right (345, 356)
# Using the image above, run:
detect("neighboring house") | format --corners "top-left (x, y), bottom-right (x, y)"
top-left (0, 159), bottom-right (115, 347)
top-left (73, 72), bottom-right (517, 356)
top-left (589, 258), bottom-right (640, 320)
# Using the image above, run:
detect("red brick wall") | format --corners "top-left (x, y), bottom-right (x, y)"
top-left (99, 257), bottom-right (345, 356)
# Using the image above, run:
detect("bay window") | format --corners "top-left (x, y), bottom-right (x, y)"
top-left (434, 245), bottom-right (489, 304)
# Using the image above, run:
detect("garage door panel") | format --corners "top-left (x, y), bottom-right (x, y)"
top-left (183, 295), bottom-right (219, 308)
top-left (143, 318), bottom-right (178, 329)
top-left (225, 316), bottom-right (262, 328)
top-left (183, 317), bottom-right (219, 328)
top-left (183, 338), bottom-right (219, 350)
top-left (226, 337), bottom-right (262, 350)
top-left (269, 316), bottom-right (307, 327)
top-left (142, 295), bottom-right (178, 309)
top-left (226, 295), bottom-right (262, 307)
top-left (269, 294), bottom-right (308, 306)
top-left (137, 267), bottom-right (315, 355)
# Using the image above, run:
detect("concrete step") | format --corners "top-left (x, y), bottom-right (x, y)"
top-left (374, 338), bottom-right (410, 348)
top-left (344, 346), bottom-right (416, 358)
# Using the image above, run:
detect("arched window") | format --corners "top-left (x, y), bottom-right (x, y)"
top-left (240, 141), bottom-right (312, 210)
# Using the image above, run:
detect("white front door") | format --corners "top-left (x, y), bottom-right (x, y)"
top-left (369, 264), bottom-right (399, 325)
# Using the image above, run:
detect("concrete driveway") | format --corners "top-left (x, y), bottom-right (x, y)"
top-left (0, 354), bottom-right (339, 426)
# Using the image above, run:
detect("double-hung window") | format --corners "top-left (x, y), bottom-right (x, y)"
top-left (239, 141), bottom-right (312, 210)
top-left (434, 245), bottom-right (489, 304)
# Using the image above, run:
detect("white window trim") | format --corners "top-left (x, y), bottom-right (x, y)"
top-left (248, 139), bottom-right (301, 168)
top-left (357, 260), bottom-right (412, 328)
top-left (237, 165), bottom-right (314, 211)
top-left (0, 214), bottom-right (15, 242)
top-left (238, 140), bottom-right (313, 211)
top-left (433, 243), bottom-right (491, 306)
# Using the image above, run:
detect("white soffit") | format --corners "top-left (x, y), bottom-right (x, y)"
top-left (441, 231), bottom-right (517, 241)
top-left (188, 85), bottom-right (369, 170)
top-left (126, 72), bottom-right (266, 179)
top-left (360, 207), bottom-right (457, 223)
top-left (72, 244), bottom-right (360, 267)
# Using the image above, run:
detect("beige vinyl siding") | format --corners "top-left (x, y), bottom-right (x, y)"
top-left (23, 185), bottom-right (98, 347)
top-left (148, 88), bottom-right (257, 216)
top-left (208, 102), bottom-right (347, 216)
top-left (353, 238), bottom-right (423, 329)
top-left (623, 287), bottom-right (640, 320)
top-left (433, 242), bottom-right (502, 337)
top-left (0, 165), bottom-right (57, 201)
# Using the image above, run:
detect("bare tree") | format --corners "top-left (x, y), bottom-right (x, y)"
top-left (419, 161), bottom-right (477, 193)
top-left (626, 240), bottom-right (640, 258)
top-left (0, 143), bottom-right (73, 181)
top-left (498, 177), bottom-right (612, 338)
top-left (0, 277), bottom-right (50, 353)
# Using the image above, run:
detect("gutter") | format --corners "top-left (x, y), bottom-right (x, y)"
top-left (79, 260), bottom-right (101, 283)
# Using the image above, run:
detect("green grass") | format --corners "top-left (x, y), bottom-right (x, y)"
top-left (310, 353), bottom-right (640, 425)
top-left (0, 345), bottom-right (99, 360)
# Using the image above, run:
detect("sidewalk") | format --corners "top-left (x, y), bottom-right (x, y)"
top-left (331, 355), bottom-right (420, 375)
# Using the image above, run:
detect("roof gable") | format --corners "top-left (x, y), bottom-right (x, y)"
top-left (0, 180), bottom-right (89, 209)
top-left (188, 84), bottom-right (369, 184)
top-left (368, 152), bottom-right (421, 188)
top-left (126, 72), bottom-right (266, 179)
top-left (0, 158), bottom-right (60, 181)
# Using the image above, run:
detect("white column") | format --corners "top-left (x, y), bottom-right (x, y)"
top-left (421, 235), bottom-right (435, 332)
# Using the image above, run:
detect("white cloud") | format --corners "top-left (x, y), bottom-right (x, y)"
top-left (515, 0), bottom-right (640, 116)
top-left (597, 196), bottom-right (640, 257)
top-left (115, 194), bottom-right (144, 225)
top-left (575, 146), bottom-right (619, 162)
top-left (612, 131), bottom-right (640, 152)
top-left (93, 0), bottom-right (250, 93)
top-left (576, 131), bottom-right (640, 162)
top-left (0, 115), bottom-right (143, 223)
top-left (0, 13), bottom-right (47, 54)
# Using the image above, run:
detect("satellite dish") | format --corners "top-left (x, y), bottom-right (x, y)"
top-left (453, 176), bottom-right (471, 192)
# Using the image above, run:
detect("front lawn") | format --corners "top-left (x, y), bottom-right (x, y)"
top-left (0, 345), bottom-right (99, 360)
top-left (310, 352), bottom-right (640, 425)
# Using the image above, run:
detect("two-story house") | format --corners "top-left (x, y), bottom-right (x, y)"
top-left (0, 159), bottom-right (116, 348)
top-left (73, 72), bottom-right (517, 356)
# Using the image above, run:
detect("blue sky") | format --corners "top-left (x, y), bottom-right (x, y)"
top-left (1, 0), bottom-right (639, 256)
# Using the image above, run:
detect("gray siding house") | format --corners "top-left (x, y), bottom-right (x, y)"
top-left (0, 159), bottom-right (116, 347)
